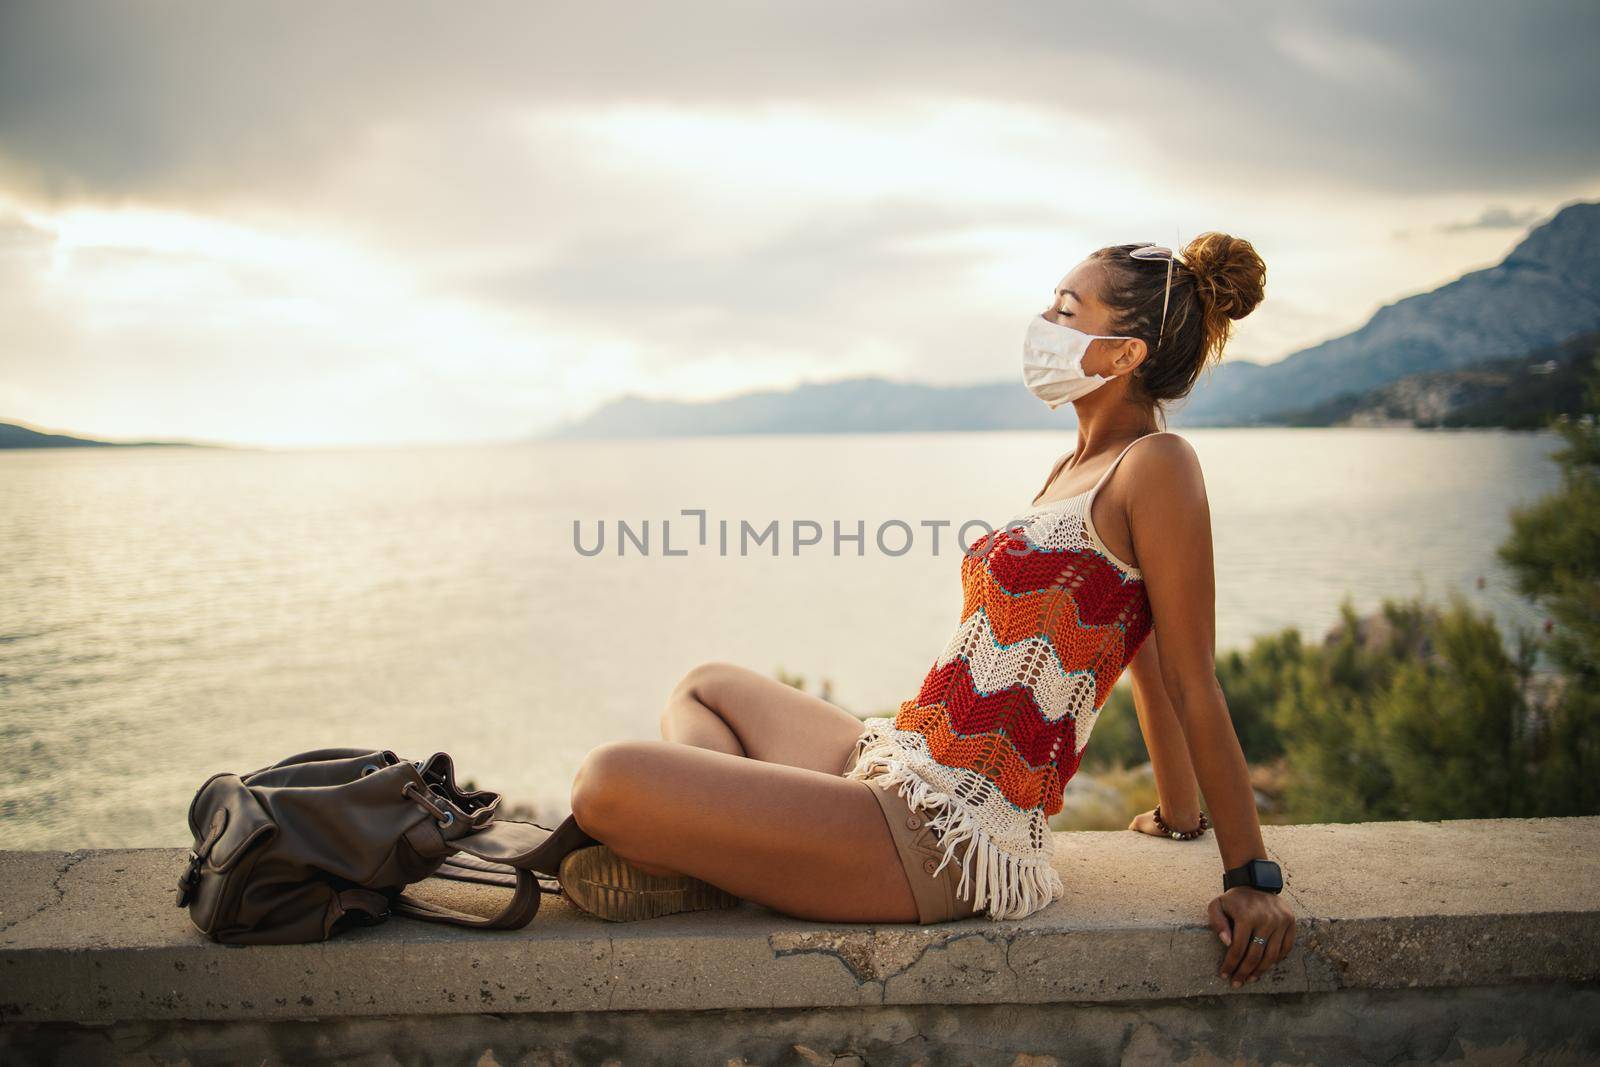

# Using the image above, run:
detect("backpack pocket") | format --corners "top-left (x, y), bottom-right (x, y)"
top-left (178, 773), bottom-right (278, 938)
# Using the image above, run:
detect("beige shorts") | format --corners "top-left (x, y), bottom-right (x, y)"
top-left (842, 738), bottom-right (981, 924)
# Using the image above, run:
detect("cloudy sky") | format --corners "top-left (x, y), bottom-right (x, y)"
top-left (2, 2), bottom-right (1597, 447)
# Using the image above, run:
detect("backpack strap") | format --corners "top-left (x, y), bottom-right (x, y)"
top-left (429, 850), bottom-right (536, 889)
top-left (384, 814), bottom-right (593, 930)
top-left (389, 866), bottom-right (550, 930)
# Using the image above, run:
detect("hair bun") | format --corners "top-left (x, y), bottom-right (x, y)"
top-left (1182, 232), bottom-right (1266, 322)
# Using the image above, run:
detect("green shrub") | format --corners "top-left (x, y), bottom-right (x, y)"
top-left (1494, 347), bottom-right (1600, 815)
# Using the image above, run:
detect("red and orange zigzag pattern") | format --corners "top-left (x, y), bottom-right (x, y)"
top-left (894, 526), bottom-right (1153, 817)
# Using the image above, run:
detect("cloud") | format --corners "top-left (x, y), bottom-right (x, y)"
top-left (0, 202), bottom-right (607, 446)
top-left (1438, 205), bottom-right (1548, 232)
top-left (0, 2), bottom-right (1596, 445)
top-left (3, 2), bottom-right (1597, 209)
top-left (1271, 23), bottom-right (1428, 98)
top-left (1388, 203), bottom-right (1552, 241)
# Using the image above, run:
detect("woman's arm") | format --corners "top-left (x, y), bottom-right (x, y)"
top-left (1121, 434), bottom-right (1295, 987)
top-left (1126, 632), bottom-right (1204, 832)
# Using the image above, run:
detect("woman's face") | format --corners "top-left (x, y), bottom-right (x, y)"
top-left (1041, 260), bottom-right (1138, 376)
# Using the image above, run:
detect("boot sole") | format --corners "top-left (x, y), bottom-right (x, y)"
top-left (558, 844), bottom-right (741, 922)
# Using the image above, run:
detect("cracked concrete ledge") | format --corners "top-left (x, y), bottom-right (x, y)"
top-left (1, 817), bottom-right (1596, 1026)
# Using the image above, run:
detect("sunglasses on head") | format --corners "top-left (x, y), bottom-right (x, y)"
top-left (1129, 243), bottom-right (1182, 349)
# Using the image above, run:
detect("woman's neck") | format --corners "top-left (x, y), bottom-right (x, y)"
top-left (1071, 411), bottom-right (1161, 462)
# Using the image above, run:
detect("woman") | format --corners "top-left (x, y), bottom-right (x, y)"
top-left (551, 231), bottom-right (1297, 988)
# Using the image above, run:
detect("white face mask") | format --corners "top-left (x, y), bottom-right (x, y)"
top-left (1021, 314), bottom-right (1135, 409)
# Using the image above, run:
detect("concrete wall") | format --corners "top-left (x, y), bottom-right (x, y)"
top-left (3, 817), bottom-right (1598, 1065)
top-left (7, 986), bottom-right (1600, 1066)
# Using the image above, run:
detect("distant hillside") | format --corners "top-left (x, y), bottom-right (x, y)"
top-left (0, 421), bottom-right (204, 450)
top-left (1179, 199), bottom-right (1600, 424)
top-left (549, 377), bottom-right (1073, 438)
top-left (1275, 329), bottom-right (1600, 429)
top-left (547, 200), bottom-right (1600, 439)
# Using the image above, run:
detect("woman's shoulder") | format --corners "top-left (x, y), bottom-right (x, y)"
top-left (1125, 431), bottom-right (1205, 498)
top-left (1134, 429), bottom-right (1196, 459)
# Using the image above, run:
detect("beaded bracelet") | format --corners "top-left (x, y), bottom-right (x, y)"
top-left (1152, 803), bottom-right (1209, 840)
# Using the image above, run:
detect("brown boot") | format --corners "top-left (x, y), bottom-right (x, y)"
top-left (557, 844), bottom-right (741, 922)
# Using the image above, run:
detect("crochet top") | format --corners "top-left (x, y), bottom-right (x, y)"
top-left (843, 431), bottom-right (1165, 920)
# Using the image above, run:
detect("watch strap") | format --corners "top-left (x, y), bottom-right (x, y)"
top-left (1222, 858), bottom-right (1283, 894)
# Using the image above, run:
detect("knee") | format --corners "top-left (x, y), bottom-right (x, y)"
top-left (661, 661), bottom-right (748, 740)
top-left (669, 660), bottom-right (741, 705)
top-left (569, 740), bottom-right (652, 837)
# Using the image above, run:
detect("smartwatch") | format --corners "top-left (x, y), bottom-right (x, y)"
top-left (1222, 858), bottom-right (1283, 894)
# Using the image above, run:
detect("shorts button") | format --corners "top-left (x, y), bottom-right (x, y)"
top-left (923, 858), bottom-right (938, 874)
top-left (905, 815), bottom-right (921, 829)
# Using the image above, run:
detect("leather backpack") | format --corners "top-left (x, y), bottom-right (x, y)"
top-left (175, 746), bottom-right (597, 944)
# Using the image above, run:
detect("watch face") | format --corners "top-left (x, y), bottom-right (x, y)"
top-left (1251, 860), bottom-right (1284, 891)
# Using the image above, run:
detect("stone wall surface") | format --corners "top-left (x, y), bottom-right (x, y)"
top-left (2, 817), bottom-right (1597, 1065)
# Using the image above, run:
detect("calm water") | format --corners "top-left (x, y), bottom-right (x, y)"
top-left (0, 428), bottom-right (1564, 849)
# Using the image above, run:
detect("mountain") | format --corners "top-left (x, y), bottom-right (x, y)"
top-left (1178, 200), bottom-right (1600, 423)
top-left (0, 421), bottom-right (204, 449)
top-left (1274, 329), bottom-right (1600, 429)
top-left (547, 200), bottom-right (1600, 438)
top-left (548, 377), bottom-right (1074, 437)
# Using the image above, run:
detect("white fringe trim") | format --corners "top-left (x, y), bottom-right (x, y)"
top-left (847, 719), bottom-right (1065, 921)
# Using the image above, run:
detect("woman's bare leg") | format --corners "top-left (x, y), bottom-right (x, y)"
top-left (570, 739), bottom-right (921, 923)
top-left (567, 661), bottom-right (919, 921)
top-left (659, 661), bottom-right (869, 770)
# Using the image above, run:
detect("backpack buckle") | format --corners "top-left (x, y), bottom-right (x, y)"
top-left (175, 848), bottom-right (202, 907)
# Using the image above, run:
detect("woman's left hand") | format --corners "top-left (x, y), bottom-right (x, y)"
top-left (1207, 887), bottom-right (1296, 987)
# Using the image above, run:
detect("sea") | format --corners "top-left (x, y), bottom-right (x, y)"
top-left (0, 427), bottom-right (1566, 848)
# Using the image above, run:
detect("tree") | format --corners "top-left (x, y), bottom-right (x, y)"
top-left (1374, 590), bottom-right (1540, 819)
top-left (1269, 593), bottom-right (1543, 823)
top-left (1271, 598), bottom-right (1415, 822)
top-left (1495, 346), bottom-right (1600, 815)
